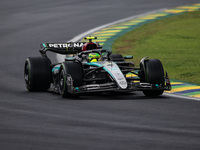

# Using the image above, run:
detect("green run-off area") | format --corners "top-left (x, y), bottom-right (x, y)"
top-left (112, 10), bottom-right (200, 85)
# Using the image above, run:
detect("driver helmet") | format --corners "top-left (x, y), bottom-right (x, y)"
top-left (88, 53), bottom-right (100, 62)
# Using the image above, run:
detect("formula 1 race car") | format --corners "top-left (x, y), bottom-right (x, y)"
top-left (24, 37), bottom-right (171, 98)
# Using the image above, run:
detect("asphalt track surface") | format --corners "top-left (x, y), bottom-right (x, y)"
top-left (1, 0), bottom-right (200, 150)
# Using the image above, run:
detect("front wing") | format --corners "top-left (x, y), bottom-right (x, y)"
top-left (67, 81), bottom-right (171, 94)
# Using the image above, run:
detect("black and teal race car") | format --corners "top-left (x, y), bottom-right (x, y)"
top-left (24, 37), bottom-right (171, 98)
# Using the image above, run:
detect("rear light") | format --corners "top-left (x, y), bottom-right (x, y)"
top-left (82, 45), bottom-right (87, 51)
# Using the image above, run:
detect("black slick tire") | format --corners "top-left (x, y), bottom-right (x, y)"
top-left (59, 61), bottom-right (83, 98)
top-left (24, 57), bottom-right (51, 91)
top-left (142, 59), bottom-right (164, 97)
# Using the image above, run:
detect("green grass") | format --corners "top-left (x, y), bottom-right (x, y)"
top-left (112, 10), bottom-right (200, 85)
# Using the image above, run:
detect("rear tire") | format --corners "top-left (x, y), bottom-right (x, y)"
top-left (59, 61), bottom-right (83, 98)
top-left (24, 57), bottom-right (51, 91)
top-left (141, 59), bottom-right (164, 97)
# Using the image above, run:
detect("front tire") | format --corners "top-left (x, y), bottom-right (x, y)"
top-left (141, 59), bottom-right (164, 97)
top-left (59, 61), bottom-right (83, 98)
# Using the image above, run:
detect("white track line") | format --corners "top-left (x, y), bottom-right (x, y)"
top-left (163, 93), bottom-right (200, 101)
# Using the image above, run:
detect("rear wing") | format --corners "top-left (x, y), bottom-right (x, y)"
top-left (39, 37), bottom-right (102, 56)
top-left (40, 42), bottom-right (85, 55)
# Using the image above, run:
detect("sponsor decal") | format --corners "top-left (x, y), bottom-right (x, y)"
top-left (48, 43), bottom-right (84, 48)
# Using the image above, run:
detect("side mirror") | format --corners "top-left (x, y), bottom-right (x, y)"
top-left (124, 55), bottom-right (133, 59)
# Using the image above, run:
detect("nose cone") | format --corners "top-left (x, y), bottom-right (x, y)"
top-left (114, 73), bottom-right (128, 89)
top-left (102, 61), bottom-right (127, 89)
